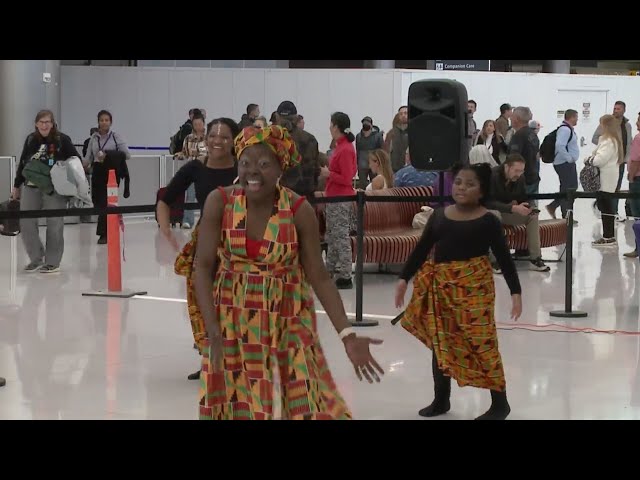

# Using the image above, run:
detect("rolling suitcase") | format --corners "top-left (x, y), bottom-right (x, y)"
top-left (0, 199), bottom-right (20, 236)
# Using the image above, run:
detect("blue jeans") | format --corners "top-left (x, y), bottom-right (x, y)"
top-left (548, 162), bottom-right (578, 218)
top-left (183, 183), bottom-right (195, 225)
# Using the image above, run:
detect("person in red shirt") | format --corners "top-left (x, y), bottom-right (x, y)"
top-left (321, 112), bottom-right (357, 289)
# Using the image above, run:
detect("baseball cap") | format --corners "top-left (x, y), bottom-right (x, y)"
top-left (277, 101), bottom-right (297, 116)
top-left (361, 116), bottom-right (373, 124)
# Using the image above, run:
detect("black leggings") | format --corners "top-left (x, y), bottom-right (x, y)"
top-left (597, 192), bottom-right (615, 239)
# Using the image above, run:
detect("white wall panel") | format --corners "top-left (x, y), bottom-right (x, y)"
top-left (231, 70), bottom-right (266, 122)
top-left (60, 66), bottom-right (640, 194)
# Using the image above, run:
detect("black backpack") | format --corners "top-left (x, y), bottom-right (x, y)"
top-left (169, 121), bottom-right (192, 155)
top-left (540, 124), bottom-right (574, 164)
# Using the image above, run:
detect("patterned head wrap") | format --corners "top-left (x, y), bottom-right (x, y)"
top-left (234, 125), bottom-right (301, 172)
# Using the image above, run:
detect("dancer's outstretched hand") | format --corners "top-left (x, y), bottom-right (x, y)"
top-left (344, 335), bottom-right (384, 383)
top-left (511, 294), bottom-right (522, 321)
top-left (395, 279), bottom-right (408, 308)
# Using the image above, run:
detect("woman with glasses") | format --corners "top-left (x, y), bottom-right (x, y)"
top-left (12, 110), bottom-right (80, 274)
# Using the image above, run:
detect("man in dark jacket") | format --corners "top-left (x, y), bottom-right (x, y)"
top-left (170, 108), bottom-right (201, 154)
top-left (384, 106), bottom-right (409, 173)
top-left (485, 154), bottom-right (550, 272)
top-left (508, 106), bottom-right (540, 196)
top-left (239, 104), bottom-right (260, 129)
top-left (355, 116), bottom-right (384, 189)
top-left (275, 101), bottom-right (320, 198)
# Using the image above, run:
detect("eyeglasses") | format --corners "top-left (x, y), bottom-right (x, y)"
top-left (37, 120), bottom-right (52, 126)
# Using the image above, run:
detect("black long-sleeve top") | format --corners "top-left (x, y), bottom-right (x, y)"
top-left (400, 208), bottom-right (521, 295)
top-left (14, 132), bottom-right (80, 188)
top-left (162, 160), bottom-right (237, 214)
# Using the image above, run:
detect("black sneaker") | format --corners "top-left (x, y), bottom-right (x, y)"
top-left (529, 258), bottom-right (550, 272)
top-left (24, 261), bottom-right (44, 273)
top-left (0, 377), bottom-right (5, 387)
top-left (491, 262), bottom-right (502, 274)
top-left (97, 235), bottom-right (107, 245)
top-left (335, 278), bottom-right (353, 290)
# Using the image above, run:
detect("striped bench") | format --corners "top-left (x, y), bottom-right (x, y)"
top-left (314, 188), bottom-right (568, 265)
top-left (504, 219), bottom-right (568, 260)
top-left (314, 186), bottom-right (435, 264)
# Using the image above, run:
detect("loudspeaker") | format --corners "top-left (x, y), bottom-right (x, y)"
top-left (407, 79), bottom-right (469, 171)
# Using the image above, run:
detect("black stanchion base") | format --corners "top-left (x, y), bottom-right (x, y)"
top-left (349, 319), bottom-right (380, 327)
top-left (82, 290), bottom-right (148, 299)
top-left (549, 310), bottom-right (588, 318)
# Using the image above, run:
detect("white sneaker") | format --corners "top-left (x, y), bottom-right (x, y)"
top-left (39, 265), bottom-right (61, 274)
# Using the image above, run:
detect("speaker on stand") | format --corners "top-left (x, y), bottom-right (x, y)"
top-left (407, 79), bottom-right (469, 204)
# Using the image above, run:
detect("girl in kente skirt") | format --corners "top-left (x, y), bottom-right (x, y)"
top-left (193, 125), bottom-right (384, 420)
top-left (395, 163), bottom-right (522, 420)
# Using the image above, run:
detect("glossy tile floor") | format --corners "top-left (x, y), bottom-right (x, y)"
top-left (1, 202), bottom-right (640, 420)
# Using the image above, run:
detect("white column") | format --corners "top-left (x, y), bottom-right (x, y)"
top-left (0, 60), bottom-right (61, 159)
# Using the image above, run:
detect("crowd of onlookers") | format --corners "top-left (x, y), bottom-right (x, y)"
top-left (6, 95), bottom-right (640, 283)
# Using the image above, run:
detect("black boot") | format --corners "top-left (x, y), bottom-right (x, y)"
top-left (187, 370), bottom-right (201, 380)
top-left (418, 354), bottom-right (451, 417)
top-left (0, 377), bottom-right (5, 387)
top-left (475, 389), bottom-right (511, 420)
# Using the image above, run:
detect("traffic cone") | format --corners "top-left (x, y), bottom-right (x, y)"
top-left (83, 169), bottom-right (147, 299)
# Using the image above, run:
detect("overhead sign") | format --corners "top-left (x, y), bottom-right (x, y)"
top-left (435, 60), bottom-right (491, 72)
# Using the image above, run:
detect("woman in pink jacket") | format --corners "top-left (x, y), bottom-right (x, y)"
top-left (322, 112), bottom-right (357, 289)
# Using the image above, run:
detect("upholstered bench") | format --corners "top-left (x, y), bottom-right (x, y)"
top-left (314, 188), bottom-right (568, 265)
top-left (313, 186), bottom-right (435, 264)
top-left (503, 219), bottom-right (568, 261)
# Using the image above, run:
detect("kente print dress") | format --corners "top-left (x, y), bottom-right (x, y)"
top-left (400, 208), bottom-right (521, 392)
top-left (198, 185), bottom-right (352, 420)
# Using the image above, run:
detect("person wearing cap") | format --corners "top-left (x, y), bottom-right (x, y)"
top-left (193, 125), bottom-right (384, 420)
top-left (355, 116), bottom-right (384, 189)
top-left (275, 101), bottom-right (321, 198)
top-left (495, 103), bottom-right (513, 140)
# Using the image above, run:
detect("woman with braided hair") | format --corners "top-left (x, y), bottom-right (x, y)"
top-left (193, 125), bottom-right (384, 420)
top-left (171, 118), bottom-right (240, 381)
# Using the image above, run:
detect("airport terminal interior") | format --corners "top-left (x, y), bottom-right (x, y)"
top-left (1, 59), bottom-right (640, 420)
